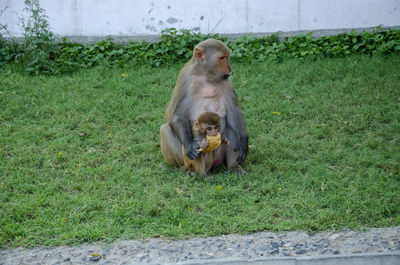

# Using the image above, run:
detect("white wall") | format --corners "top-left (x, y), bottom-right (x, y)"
top-left (1, 0), bottom-right (400, 39)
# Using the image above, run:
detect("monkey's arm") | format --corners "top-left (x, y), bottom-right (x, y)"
top-left (171, 114), bottom-right (201, 160)
top-left (226, 106), bottom-right (248, 165)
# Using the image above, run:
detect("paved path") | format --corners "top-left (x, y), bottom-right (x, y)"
top-left (1, 227), bottom-right (399, 265)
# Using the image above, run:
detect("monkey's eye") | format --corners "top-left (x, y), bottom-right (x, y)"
top-left (207, 127), bottom-right (212, 131)
top-left (219, 56), bottom-right (225, 61)
top-left (214, 125), bottom-right (219, 129)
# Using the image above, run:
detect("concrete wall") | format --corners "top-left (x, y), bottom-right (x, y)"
top-left (1, 0), bottom-right (400, 40)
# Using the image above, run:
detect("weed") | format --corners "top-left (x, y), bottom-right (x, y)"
top-left (0, 0), bottom-right (20, 69)
top-left (16, 0), bottom-right (62, 75)
top-left (1, 7), bottom-right (400, 75)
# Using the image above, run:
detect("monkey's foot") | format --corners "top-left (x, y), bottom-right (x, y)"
top-left (205, 174), bottom-right (215, 181)
top-left (230, 166), bottom-right (247, 175)
top-left (186, 170), bottom-right (196, 177)
top-left (159, 163), bottom-right (175, 171)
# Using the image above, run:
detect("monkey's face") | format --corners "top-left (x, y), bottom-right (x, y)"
top-left (203, 51), bottom-right (231, 81)
top-left (193, 39), bottom-right (233, 82)
top-left (211, 52), bottom-right (231, 81)
top-left (216, 53), bottom-right (231, 80)
top-left (200, 123), bottom-right (219, 136)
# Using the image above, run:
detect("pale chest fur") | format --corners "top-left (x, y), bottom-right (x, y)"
top-left (189, 77), bottom-right (229, 121)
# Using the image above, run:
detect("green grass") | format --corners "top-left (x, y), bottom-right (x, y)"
top-left (1, 54), bottom-right (399, 248)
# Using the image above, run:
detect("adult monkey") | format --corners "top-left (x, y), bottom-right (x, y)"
top-left (160, 38), bottom-right (248, 173)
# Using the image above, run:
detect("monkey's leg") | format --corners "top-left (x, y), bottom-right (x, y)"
top-left (204, 152), bottom-right (215, 173)
top-left (224, 128), bottom-right (246, 174)
top-left (213, 140), bottom-right (227, 167)
top-left (194, 156), bottom-right (208, 176)
top-left (160, 123), bottom-right (184, 166)
top-left (204, 152), bottom-right (216, 180)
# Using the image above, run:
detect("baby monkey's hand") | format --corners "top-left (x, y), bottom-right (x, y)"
top-left (199, 138), bottom-right (209, 150)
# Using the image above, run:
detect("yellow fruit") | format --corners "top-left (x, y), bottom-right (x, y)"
top-left (199, 133), bottom-right (221, 153)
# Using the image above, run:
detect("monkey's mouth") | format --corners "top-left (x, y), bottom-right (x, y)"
top-left (222, 74), bottom-right (230, 80)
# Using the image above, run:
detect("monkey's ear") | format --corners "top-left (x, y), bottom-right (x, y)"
top-left (194, 47), bottom-right (205, 61)
top-left (193, 120), bottom-right (200, 131)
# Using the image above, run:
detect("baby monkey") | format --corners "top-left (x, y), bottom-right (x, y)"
top-left (182, 112), bottom-right (228, 177)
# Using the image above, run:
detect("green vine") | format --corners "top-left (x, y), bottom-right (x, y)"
top-left (0, 0), bottom-right (399, 75)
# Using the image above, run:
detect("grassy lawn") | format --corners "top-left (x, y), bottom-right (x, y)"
top-left (0, 54), bottom-right (399, 248)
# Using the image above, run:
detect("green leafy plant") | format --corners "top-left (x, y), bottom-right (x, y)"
top-left (0, 0), bottom-right (21, 69)
top-left (0, 38), bottom-right (20, 69)
top-left (230, 28), bottom-right (400, 62)
top-left (51, 27), bottom-right (400, 71)
top-left (0, 0), bottom-right (10, 36)
top-left (17, 0), bottom-right (65, 75)
top-left (1, 17), bottom-right (400, 75)
top-left (58, 28), bottom-right (221, 68)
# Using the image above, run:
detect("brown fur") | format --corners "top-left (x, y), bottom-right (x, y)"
top-left (165, 39), bottom-right (231, 121)
top-left (160, 38), bottom-right (248, 173)
top-left (196, 112), bottom-right (220, 131)
top-left (182, 112), bottom-right (220, 176)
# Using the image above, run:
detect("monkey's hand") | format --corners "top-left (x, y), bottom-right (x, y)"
top-left (234, 135), bottom-right (248, 165)
top-left (199, 138), bottom-right (209, 150)
top-left (184, 140), bottom-right (201, 160)
top-left (221, 138), bottom-right (229, 146)
top-left (199, 134), bottom-right (221, 153)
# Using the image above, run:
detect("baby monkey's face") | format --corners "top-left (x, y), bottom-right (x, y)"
top-left (201, 123), bottom-right (219, 136)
